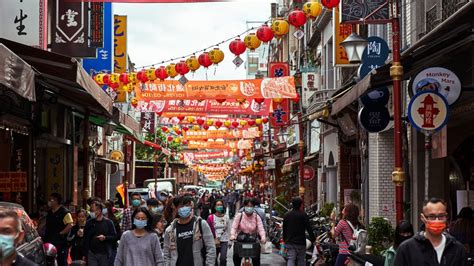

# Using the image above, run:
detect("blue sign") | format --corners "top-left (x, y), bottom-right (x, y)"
top-left (357, 63), bottom-right (383, 80)
top-left (82, 2), bottom-right (113, 76)
top-left (358, 105), bottom-right (390, 133)
top-left (360, 87), bottom-right (390, 107)
top-left (362, 36), bottom-right (389, 65)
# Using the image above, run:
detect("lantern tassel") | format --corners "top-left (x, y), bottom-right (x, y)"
top-left (214, 65), bottom-right (217, 76)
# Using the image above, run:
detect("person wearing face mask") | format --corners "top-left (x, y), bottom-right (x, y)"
top-left (153, 214), bottom-right (166, 249)
top-left (115, 207), bottom-right (164, 265)
top-left (147, 198), bottom-right (164, 215)
top-left (121, 192), bottom-right (142, 232)
top-left (163, 195), bottom-right (216, 266)
top-left (0, 210), bottom-right (37, 266)
top-left (67, 209), bottom-right (87, 263)
top-left (207, 199), bottom-right (230, 266)
top-left (230, 198), bottom-right (266, 266)
top-left (43, 193), bottom-right (73, 266)
top-left (104, 199), bottom-right (121, 266)
top-left (83, 201), bottom-right (117, 266)
top-left (383, 220), bottom-right (414, 266)
top-left (394, 197), bottom-right (467, 265)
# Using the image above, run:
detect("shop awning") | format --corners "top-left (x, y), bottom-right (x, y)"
top-left (281, 153), bottom-right (319, 174)
top-left (331, 2), bottom-right (474, 116)
top-left (0, 38), bottom-right (113, 116)
top-left (89, 107), bottom-right (144, 143)
top-left (0, 44), bottom-right (35, 101)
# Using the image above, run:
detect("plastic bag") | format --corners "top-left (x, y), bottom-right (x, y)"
top-left (261, 241), bottom-right (272, 254)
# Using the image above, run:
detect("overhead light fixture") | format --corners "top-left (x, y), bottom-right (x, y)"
top-left (340, 33), bottom-right (368, 64)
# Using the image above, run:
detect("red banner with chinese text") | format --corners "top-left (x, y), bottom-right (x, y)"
top-left (183, 128), bottom-right (261, 140)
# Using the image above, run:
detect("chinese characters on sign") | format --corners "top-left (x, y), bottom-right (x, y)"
top-left (114, 15), bottom-right (127, 73)
top-left (408, 91), bottom-right (449, 133)
top-left (333, 7), bottom-right (353, 66)
top-left (0, 172), bottom-right (27, 192)
top-left (140, 112), bottom-right (155, 133)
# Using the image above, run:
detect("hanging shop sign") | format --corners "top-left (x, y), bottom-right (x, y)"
top-left (358, 105), bottom-right (390, 133)
top-left (140, 112), bottom-right (155, 133)
top-left (46, 148), bottom-right (65, 196)
top-left (83, 2), bottom-right (113, 75)
top-left (302, 72), bottom-right (318, 108)
top-left (114, 15), bottom-right (128, 73)
top-left (268, 62), bottom-right (289, 77)
top-left (270, 99), bottom-right (289, 127)
top-left (333, 6), bottom-right (354, 66)
top-left (362, 36), bottom-right (389, 65)
top-left (360, 87), bottom-right (390, 106)
top-left (51, 0), bottom-right (96, 57)
top-left (408, 90), bottom-right (450, 133)
top-left (0, 0), bottom-right (47, 49)
top-left (183, 128), bottom-right (261, 140)
top-left (411, 67), bottom-right (462, 105)
top-left (90, 3), bottom-right (104, 47)
top-left (135, 99), bottom-right (272, 116)
top-left (303, 166), bottom-right (315, 181)
top-left (135, 77), bottom-right (297, 100)
top-left (341, 0), bottom-right (390, 23)
top-left (0, 172), bottom-right (27, 192)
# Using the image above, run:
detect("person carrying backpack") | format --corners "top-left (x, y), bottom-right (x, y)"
top-left (330, 203), bottom-right (365, 266)
top-left (163, 195), bottom-right (216, 266)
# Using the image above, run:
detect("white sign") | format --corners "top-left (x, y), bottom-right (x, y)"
top-left (302, 72), bottom-right (318, 108)
top-left (411, 67), bottom-right (462, 105)
top-left (310, 120), bottom-right (320, 154)
top-left (0, 0), bottom-right (43, 47)
top-left (408, 91), bottom-right (449, 132)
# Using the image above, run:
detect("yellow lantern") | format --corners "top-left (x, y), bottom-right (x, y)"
top-left (109, 73), bottom-right (120, 84)
top-left (187, 116), bottom-right (196, 123)
top-left (255, 118), bottom-right (263, 125)
top-left (240, 120), bottom-right (247, 126)
top-left (224, 120), bottom-right (231, 128)
top-left (186, 56), bottom-right (201, 72)
top-left (125, 83), bottom-right (135, 93)
top-left (209, 48), bottom-right (224, 65)
top-left (303, 1), bottom-right (323, 20)
top-left (271, 18), bottom-right (289, 38)
top-left (244, 33), bottom-right (261, 51)
top-left (193, 125), bottom-right (201, 131)
top-left (146, 67), bottom-right (157, 81)
top-left (174, 137), bottom-right (181, 143)
top-left (128, 72), bottom-right (137, 83)
top-left (273, 98), bottom-right (283, 103)
top-left (131, 97), bottom-right (138, 107)
top-left (206, 119), bottom-right (214, 126)
top-left (94, 74), bottom-right (106, 85)
top-left (166, 63), bottom-right (178, 78)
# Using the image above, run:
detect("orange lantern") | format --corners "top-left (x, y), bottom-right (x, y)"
top-left (165, 63), bottom-right (178, 78)
top-left (244, 33), bottom-right (261, 51)
top-left (209, 48), bottom-right (225, 65)
top-left (131, 97), bottom-right (138, 107)
top-left (186, 56), bottom-right (201, 72)
top-left (128, 72), bottom-right (138, 83)
top-left (303, 1), bottom-right (323, 20)
top-left (146, 67), bottom-right (157, 81)
top-left (271, 18), bottom-right (289, 38)
top-left (273, 98), bottom-right (283, 103)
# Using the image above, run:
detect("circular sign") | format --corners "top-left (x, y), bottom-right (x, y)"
top-left (411, 67), bottom-right (461, 105)
top-left (362, 36), bottom-right (390, 65)
top-left (357, 63), bottom-right (382, 80)
top-left (360, 87), bottom-right (390, 107)
top-left (408, 90), bottom-right (450, 132)
top-left (358, 105), bottom-right (390, 133)
top-left (303, 165), bottom-right (315, 181)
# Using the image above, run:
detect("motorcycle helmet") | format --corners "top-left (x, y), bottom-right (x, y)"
top-left (43, 243), bottom-right (57, 257)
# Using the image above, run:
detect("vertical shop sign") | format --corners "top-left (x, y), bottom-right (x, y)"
top-left (90, 2), bottom-right (104, 48)
top-left (333, 7), bottom-right (353, 66)
top-left (269, 62), bottom-right (289, 127)
top-left (83, 3), bottom-right (113, 75)
top-left (46, 148), bottom-right (64, 197)
top-left (114, 15), bottom-right (127, 73)
top-left (140, 112), bottom-right (156, 133)
top-left (51, 0), bottom-right (96, 57)
top-left (0, 0), bottom-right (47, 49)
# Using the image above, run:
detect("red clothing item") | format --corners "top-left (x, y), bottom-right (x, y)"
top-left (334, 219), bottom-right (353, 254)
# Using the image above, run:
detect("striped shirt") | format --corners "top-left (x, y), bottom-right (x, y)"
top-left (334, 219), bottom-right (353, 254)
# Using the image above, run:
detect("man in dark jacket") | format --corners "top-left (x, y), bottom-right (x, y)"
top-left (394, 197), bottom-right (467, 266)
top-left (283, 197), bottom-right (316, 266)
top-left (83, 200), bottom-right (117, 266)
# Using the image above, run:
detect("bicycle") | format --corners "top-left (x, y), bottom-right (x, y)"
top-left (231, 240), bottom-right (261, 266)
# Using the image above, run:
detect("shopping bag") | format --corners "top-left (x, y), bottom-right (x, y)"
top-left (261, 241), bottom-right (272, 254)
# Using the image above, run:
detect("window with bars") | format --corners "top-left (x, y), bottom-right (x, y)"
top-left (426, 5), bottom-right (440, 33)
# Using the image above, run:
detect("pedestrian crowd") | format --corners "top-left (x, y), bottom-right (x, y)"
top-left (0, 187), bottom-right (473, 266)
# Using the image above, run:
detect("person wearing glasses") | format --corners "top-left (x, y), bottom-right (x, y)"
top-left (394, 197), bottom-right (467, 265)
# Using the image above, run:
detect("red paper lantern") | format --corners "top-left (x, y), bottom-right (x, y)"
top-left (155, 66), bottom-right (169, 81)
top-left (215, 121), bottom-right (223, 128)
top-left (256, 24), bottom-right (274, 43)
top-left (262, 117), bottom-right (269, 124)
top-left (203, 124), bottom-right (210, 130)
top-left (167, 136), bottom-right (174, 142)
top-left (119, 73), bottom-right (129, 84)
top-left (288, 9), bottom-right (307, 28)
top-left (177, 115), bottom-right (186, 121)
top-left (321, 0), bottom-right (340, 9)
top-left (231, 121), bottom-right (239, 128)
top-left (216, 99), bottom-right (226, 104)
top-left (175, 60), bottom-right (189, 76)
top-left (229, 38), bottom-right (246, 57)
top-left (198, 52), bottom-right (212, 68)
top-left (254, 98), bottom-right (265, 104)
top-left (182, 140), bottom-right (188, 145)
top-left (137, 70), bottom-right (148, 83)
top-left (157, 112), bottom-right (163, 117)
top-left (182, 126), bottom-right (189, 132)
top-left (292, 93), bottom-right (300, 103)
top-left (247, 120), bottom-right (256, 126)
top-left (197, 118), bottom-right (205, 125)
top-left (161, 126), bottom-right (169, 132)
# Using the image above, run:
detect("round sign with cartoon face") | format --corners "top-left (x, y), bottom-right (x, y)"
top-left (411, 67), bottom-right (461, 105)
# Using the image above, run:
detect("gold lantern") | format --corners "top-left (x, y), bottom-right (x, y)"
top-left (125, 83), bottom-right (134, 93)
top-left (271, 18), bottom-right (289, 38)
top-left (244, 33), bottom-right (261, 51)
top-left (303, 1), bottom-right (323, 20)
top-left (146, 67), bottom-right (157, 81)
top-left (131, 97), bottom-right (138, 107)
top-left (186, 56), bottom-right (201, 72)
top-left (109, 73), bottom-right (120, 84)
top-left (128, 72), bottom-right (137, 83)
top-left (165, 63), bottom-right (178, 78)
top-left (209, 48), bottom-right (225, 65)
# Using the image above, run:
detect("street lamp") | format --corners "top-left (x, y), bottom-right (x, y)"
top-left (340, 33), bottom-right (368, 64)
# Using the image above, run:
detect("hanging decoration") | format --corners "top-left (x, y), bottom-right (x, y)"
top-left (271, 18), bottom-right (289, 38)
top-left (198, 52), bottom-right (213, 68)
top-left (216, 99), bottom-right (226, 104)
top-left (155, 66), bottom-right (169, 81)
top-left (229, 38), bottom-right (246, 57)
top-left (321, 0), bottom-right (340, 9)
top-left (187, 116), bottom-right (196, 123)
top-left (146, 67), bottom-right (157, 81)
top-left (292, 93), bottom-right (300, 103)
top-left (255, 118), bottom-right (263, 125)
top-left (254, 98), bottom-right (265, 104)
top-left (131, 97), bottom-right (138, 107)
top-left (119, 73), bottom-right (129, 84)
top-left (303, 1), bottom-right (323, 19)
top-left (137, 70), bottom-right (149, 83)
top-left (256, 24), bottom-right (274, 43)
top-left (209, 48), bottom-right (225, 65)
top-left (186, 56), bottom-right (201, 72)
top-left (165, 63), bottom-right (178, 78)
top-left (175, 61), bottom-right (190, 76)
top-left (244, 33), bottom-right (261, 51)
top-left (288, 9), bottom-right (307, 28)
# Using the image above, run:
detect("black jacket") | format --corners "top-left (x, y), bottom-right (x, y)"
top-left (394, 231), bottom-right (467, 266)
top-left (82, 217), bottom-right (117, 256)
top-left (283, 209), bottom-right (316, 245)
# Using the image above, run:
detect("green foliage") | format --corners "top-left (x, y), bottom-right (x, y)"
top-left (367, 217), bottom-right (394, 255)
top-left (320, 202), bottom-right (335, 218)
top-left (135, 128), bottom-right (183, 161)
top-left (274, 193), bottom-right (289, 217)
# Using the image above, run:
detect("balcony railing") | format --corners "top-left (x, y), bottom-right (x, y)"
top-left (442, 0), bottom-right (468, 20)
top-left (426, 5), bottom-right (440, 33)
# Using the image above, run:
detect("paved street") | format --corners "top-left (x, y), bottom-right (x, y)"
top-left (226, 246), bottom-right (286, 266)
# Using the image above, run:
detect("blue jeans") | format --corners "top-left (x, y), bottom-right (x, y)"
top-left (286, 244), bottom-right (306, 266)
top-left (216, 242), bottom-right (228, 265)
top-left (336, 253), bottom-right (349, 266)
